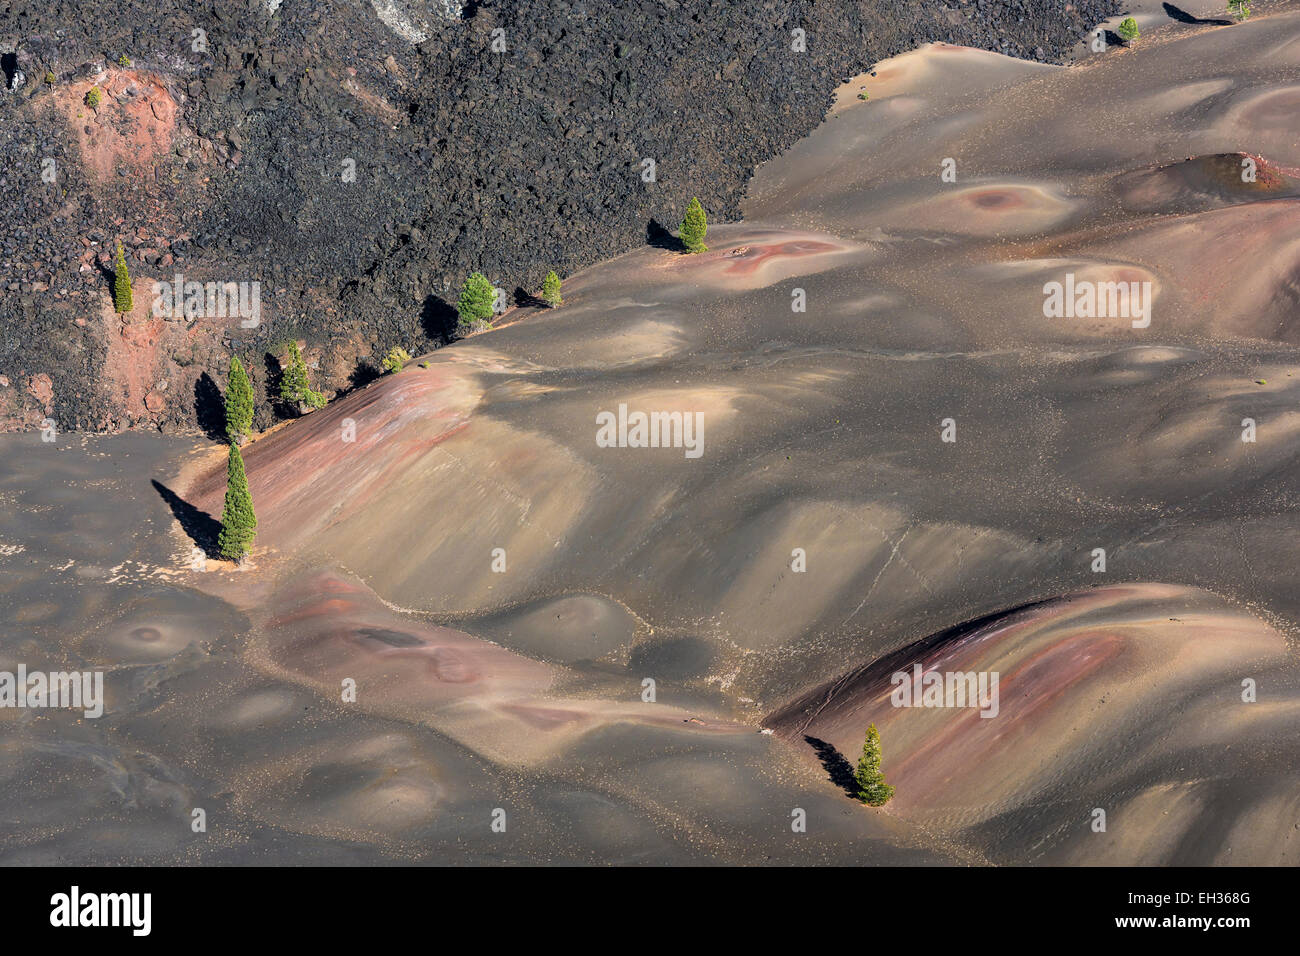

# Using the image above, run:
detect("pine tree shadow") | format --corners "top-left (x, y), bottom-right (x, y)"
top-left (94, 257), bottom-right (118, 301)
top-left (805, 735), bottom-right (859, 799)
top-left (151, 479), bottom-right (221, 558)
top-left (420, 293), bottom-right (460, 342)
top-left (263, 351), bottom-right (295, 417)
top-left (512, 286), bottom-right (546, 309)
top-left (194, 372), bottom-right (225, 441)
top-left (647, 217), bottom-right (683, 251)
top-left (1162, 2), bottom-right (1233, 24)
top-left (349, 359), bottom-right (380, 389)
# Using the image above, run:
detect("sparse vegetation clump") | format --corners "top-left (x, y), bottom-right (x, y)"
top-left (117, 55), bottom-right (131, 67)
top-left (112, 241), bottom-right (133, 313)
top-left (224, 355), bottom-right (254, 444)
top-left (457, 271), bottom-right (496, 327)
top-left (1118, 17), bottom-right (1140, 46)
top-left (1227, 0), bottom-right (1250, 20)
top-left (854, 723), bottom-right (895, 806)
top-left (44, 70), bottom-right (56, 85)
top-left (278, 341), bottom-right (326, 411)
top-left (679, 197), bottom-right (708, 254)
top-left (217, 443), bottom-right (257, 562)
top-left (857, 89), bottom-right (869, 101)
top-left (85, 86), bottom-right (102, 109)
top-left (541, 270), bottom-right (562, 307)
top-left (382, 346), bottom-right (412, 374)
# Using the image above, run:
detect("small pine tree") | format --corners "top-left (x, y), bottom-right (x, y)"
top-left (85, 86), bottom-right (102, 109)
top-left (854, 723), bottom-right (896, 806)
top-left (278, 342), bottom-right (309, 403)
top-left (277, 341), bottom-right (325, 411)
top-left (541, 270), bottom-right (562, 307)
top-left (457, 272), bottom-right (496, 326)
top-left (217, 443), bottom-right (257, 562)
top-left (225, 355), bottom-right (254, 444)
top-left (1118, 17), bottom-right (1140, 46)
top-left (679, 197), bottom-right (708, 254)
top-left (382, 346), bottom-right (412, 374)
top-left (1227, 0), bottom-right (1250, 20)
top-left (112, 241), bottom-right (133, 313)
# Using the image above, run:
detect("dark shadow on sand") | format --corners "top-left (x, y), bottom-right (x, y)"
top-left (806, 735), bottom-right (859, 799)
top-left (647, 217), bottom-right (682, 252)
top-left (152, 479), bottom-right (221, 558)
top-left (512, 285), bottom-right (548, 309)
top-left (1162, 3), bottom-right (1234, 25)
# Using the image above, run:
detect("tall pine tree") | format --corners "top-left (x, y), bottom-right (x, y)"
top-left (217, 443), bottom-right (257, 562)
top-left (679, 197), bottom-right (708, 254)
top-left (112, 241), bottom-right (133, 313)
top-left (854, 723), bottom-right (896, 806)
top-left (225, 355), bottom-right (254, 444)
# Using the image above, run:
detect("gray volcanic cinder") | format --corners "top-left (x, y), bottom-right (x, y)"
top-left (2, 2), bottom-right (1300, 868)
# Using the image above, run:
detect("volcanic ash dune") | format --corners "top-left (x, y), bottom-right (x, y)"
top-left (254, 569), bottom-right (737, 766)
top-left (767, 584), bottom-right (1300, 864)
top-left (165, 12), bottom-right (1300, 864)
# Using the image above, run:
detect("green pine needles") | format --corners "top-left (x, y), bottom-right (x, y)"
top-left (217, 443), bottom-right (257, 562)
top-left (278, 342), bottom-right (325, 411)
top-left (458, 272), bottom-right (496, 327)
top-left (855, 723), bottom-right (896, 806)
top-left (382, 346), bottom-right (412, 374)
top-left (541, 270), bottom-right (562, 307)
top-left (225, 356), bottom-right (254, 444)
top-left (112, 241), bottom-right (133, 313)
top-left (679, 197), bottom-right (708, 254)
top-left (1118, 17), bottom-right (1140, 46)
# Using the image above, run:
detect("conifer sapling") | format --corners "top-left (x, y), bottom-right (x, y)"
top-left (542, 270), bottom-right (562, 308)
top-left (679, 197), bottom-right (708, 254)
top-left (854, 723), bottom-right (896, 806)
top-left (278, 341), bottom-right (325, 411)
top-left (382, 346), bottom-right (412, 374)
top-left (457, 272), bottom-right (496, 326)
top-left (112, 241), bottom-right (133, 314)
top-left (225, 355), bottom-right (254, 444)
top-left (217, 443), bottom-right (257, 562)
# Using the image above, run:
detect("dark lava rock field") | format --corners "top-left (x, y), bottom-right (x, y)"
top-left (0, 0), bottom-right (1119, 433)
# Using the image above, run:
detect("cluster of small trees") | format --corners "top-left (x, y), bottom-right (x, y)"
top-left (217, 355), bottom-right (257, 562)
top-left (452, 200), bottom-right (708, 329)
top-left (201, 197), bottom-right (715, 559)
top-left (214, 341), bottom-right (331, 562)
top-left (455, 268), bottom-right (565, 328)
